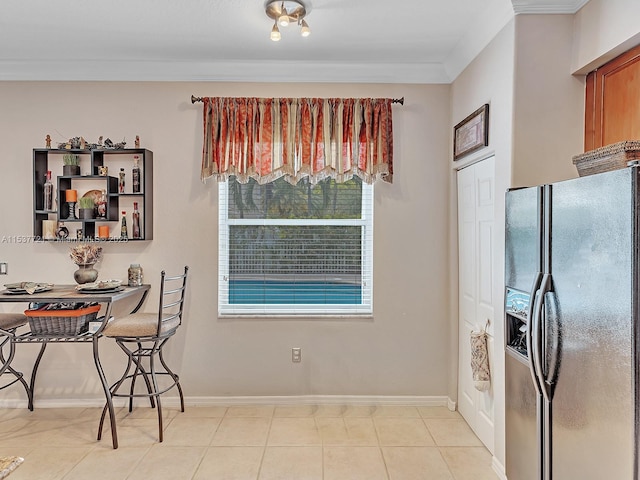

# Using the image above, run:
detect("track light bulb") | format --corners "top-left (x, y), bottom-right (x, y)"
top-left (300, 19), bottom-right (310, 37)
top-left (278, 2), bottom-right (290, 26)
top-left (270, 22), bottom-right (281, 41)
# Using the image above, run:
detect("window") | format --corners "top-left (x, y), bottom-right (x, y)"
top-left (219, 176), bottom-right (373, 316)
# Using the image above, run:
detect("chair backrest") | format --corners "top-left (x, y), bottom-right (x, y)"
top-left (156, 266), bottom-right (189, 336)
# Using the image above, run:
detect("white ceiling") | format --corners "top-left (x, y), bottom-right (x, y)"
top-left (0, 0), bottom-right (589, 83)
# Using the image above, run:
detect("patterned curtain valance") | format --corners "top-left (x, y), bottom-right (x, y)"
top-left (200, 97), bottom-right (394, 185)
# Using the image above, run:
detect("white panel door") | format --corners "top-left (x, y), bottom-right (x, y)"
top-left (456, 156), bottom-right (495, 453)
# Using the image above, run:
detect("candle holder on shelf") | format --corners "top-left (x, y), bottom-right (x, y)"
top-left (66, 202), bottom-right (76, 219)
top-left (65, 190), bottom-right (78, 220)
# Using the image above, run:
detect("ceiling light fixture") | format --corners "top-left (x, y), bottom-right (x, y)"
top-left (265, 0), bottom-right (311, 41)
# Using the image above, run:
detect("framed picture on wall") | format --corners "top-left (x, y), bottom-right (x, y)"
top-left (453, 104), bottom-right (489, 160)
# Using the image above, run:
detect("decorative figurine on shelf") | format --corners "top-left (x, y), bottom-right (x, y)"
top-left (135, 135), bottom-right (140, 148)
top-left (104, 138), bottom-right (127, 149)
top-left (45, 134), bottom-right (51, 149)
top-left (56, 222), bottom-right (69, 240)
top-left (96, 190), bottom-right (107, 218)
top-left (58, 137), bottom-right (84, 150)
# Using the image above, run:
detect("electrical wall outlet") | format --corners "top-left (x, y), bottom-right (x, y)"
top-left (292, 347), bottom-right (302, 363)
top-left (0, 263), bottom-right (7, 275)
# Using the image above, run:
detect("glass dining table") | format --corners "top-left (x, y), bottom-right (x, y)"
top-left (0, 284), bottom-right (150, 449)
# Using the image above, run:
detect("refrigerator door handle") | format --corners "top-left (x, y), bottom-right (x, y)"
top-left (532, 273), bottom-right (553, 402)
top-left (527, 272), bottom-right (544, 395)
top-left (528, 272), bottom-right (544, 320)
top-left (543, 289), bottom-right (560, 398)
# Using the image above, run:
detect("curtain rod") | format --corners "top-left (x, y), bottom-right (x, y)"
top-left (191, 95), bottom-right (404, 105)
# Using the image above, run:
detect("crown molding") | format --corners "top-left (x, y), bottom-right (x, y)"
top-left (0, 59), bottom-right (452, 84)
top-left (512, 0), bottom-right (590, 14)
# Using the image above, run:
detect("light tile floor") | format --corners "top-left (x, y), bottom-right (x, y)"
top-left (0, 404), bottom-right (499, 479)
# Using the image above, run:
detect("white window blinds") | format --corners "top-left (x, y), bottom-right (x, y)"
top-left (219, 176), bottom-right (373, 316)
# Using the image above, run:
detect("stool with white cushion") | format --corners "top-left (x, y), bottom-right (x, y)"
top-left (97, 266), bottom-right (189, 443)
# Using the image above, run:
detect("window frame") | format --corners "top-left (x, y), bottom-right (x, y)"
top-left (218, 179), bottom-right (374, 317)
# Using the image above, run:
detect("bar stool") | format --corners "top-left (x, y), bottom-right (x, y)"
top-left (0, 313), bottom-right (33, 410)
top-left (97, 266), bottom-right (189, 443)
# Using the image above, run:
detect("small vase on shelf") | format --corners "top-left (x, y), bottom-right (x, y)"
top-left (120, 211), bottom-right (128, 239)
top-left (132, 202), bottom-right (141, 239)
top-left (43, 170), bottom-right (54, 211)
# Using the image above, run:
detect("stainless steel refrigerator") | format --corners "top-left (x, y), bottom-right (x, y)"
top-left (505, 166), bottom-right (639, 480)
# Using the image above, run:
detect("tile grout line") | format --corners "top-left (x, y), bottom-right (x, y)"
top-left (420, 415), bottom-right (438, 447)
top-left (371, 412), bottom-right (393, 480)
top-left (255, 410), bottom-right (275, 480)
top-left (314, 416), bottom-right (325, 480)
top-left (123, 444), bottom-right (156, 480)
top-left (188, 412), bottom-right (225, 480)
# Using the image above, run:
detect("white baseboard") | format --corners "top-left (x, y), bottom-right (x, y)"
top-left (447, 397), bottom-right (457, 411)
top-left (492, 456), bottom-right (507, 480)
top-left (186, 395), bottom-right (450, 407)
top-left (0, 394), bottom-right (451, 409)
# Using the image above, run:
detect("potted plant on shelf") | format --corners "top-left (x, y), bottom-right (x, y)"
top-left (78, 196), bottom-right (95, 219)
top-left (63, 154), bottom-right (80, 176)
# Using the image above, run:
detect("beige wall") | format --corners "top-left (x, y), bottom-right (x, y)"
top-left (572, 0), bottom-right (640, 74)
top-left (451, 19), bottom-right (515, 470)
top-left (512, 14), bottom-right (584, 187)
top-left (0, 82), bottom-right (452, 403)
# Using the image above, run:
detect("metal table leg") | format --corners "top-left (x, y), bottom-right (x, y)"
top-left (29, 342), bottom-right (47, 410)
top-left (94, 334), bottom-right (118, 449)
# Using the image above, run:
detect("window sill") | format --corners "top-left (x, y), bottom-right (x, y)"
top-left (218, 313), bottom-right (374, 321)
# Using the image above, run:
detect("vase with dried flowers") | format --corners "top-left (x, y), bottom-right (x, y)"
top-left (69, 244), bottom-right (102, 284)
